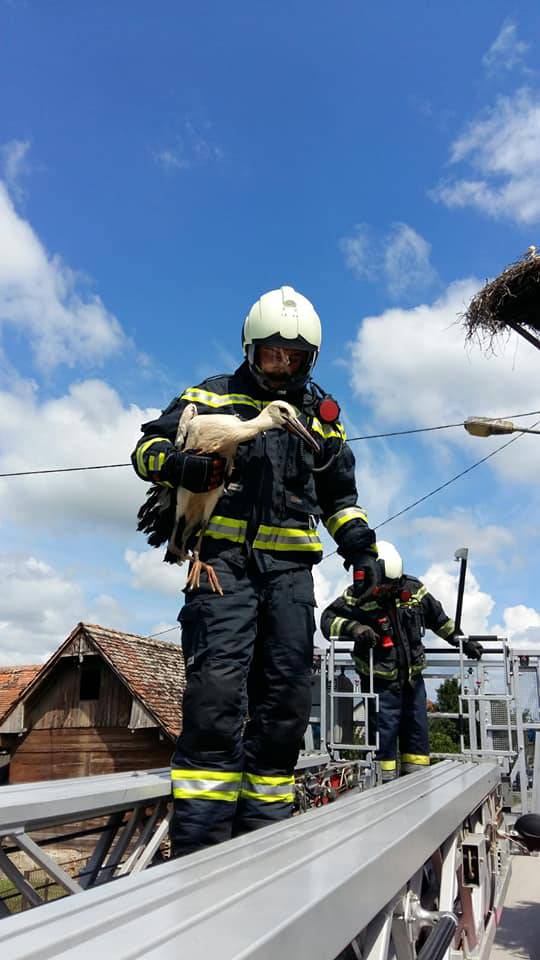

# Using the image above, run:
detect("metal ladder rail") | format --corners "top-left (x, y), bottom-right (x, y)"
top-left (327, 640), bottom-right (379, 756)
top-left (0, 761), bottom-right (506, 960)
top-left (0, 758), bottom-right (334, 910)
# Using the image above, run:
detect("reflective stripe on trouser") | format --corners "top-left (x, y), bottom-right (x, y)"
top-left (401, 754), bottom-right (430, 775)
top-left (380, 759), bottom-right (397, 782)
top-left (170, 556), bottom-right (315, 856)
top-left (233, 772), bottom-right (296, 836)
top-left (171, 768), bottom-right (242, 802)
top-left (366, 677), bottom-right (430, 776)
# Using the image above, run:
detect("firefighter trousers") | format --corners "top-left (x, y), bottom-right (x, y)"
top-left (367, 676), bottom-right (430, 781)
top-left (170, 556), bottom-right (316, 856)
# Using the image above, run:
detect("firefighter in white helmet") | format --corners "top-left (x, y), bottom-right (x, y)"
top-left (321, 541), bottom-right (483, 781)
top-left (132, 285), bottom-right (377, 855)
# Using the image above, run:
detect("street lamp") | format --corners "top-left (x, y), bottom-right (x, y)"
top-left (464, 417), bottom-right (540, 438)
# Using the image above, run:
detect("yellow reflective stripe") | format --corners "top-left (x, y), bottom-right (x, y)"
top-left (311, 419), bottom-right (347, 441)
top-left (240, 789), bottom-right (294, 803)
top-left (401, 754), bottom-right (430, 765)
top-left (411, 586), bottom-right (428, 601)
top-left (173, 788), bottom-right (238, 801)
top-left (201, 517), bottom-right (323, 551)
top-left (437, 618), bottom-right (455, 639)
top-left (171, 768), bottom-right (242, 781)
top-left (330, 616), bottom-right (350, 637)
top-left (244, 773), bottom-right (294, 786)
top-left (239, 773), bottom-right (295, 803)
top-left (207, 515), bottom-right (247, 529)
top-left (180, 388), bottom-right (302, 417)
top-left (342, 587), bottom-right (358, 608)
top-left (380, 760), bottom-right (397, 770)
top-left (353, 656), bottom-right (397, 680)
top-left (253, 524), bottom-right (322, 553)
top-left (325, 507), bottom-right (369, 538)
top-left (203, 515), bottom-right (247, 544)
top-left (136, 438), bottom-right (162, 478)
top-left (171, 768), bottom-right (242, 802)
top-left (181, 388), bottom-right (263, 411)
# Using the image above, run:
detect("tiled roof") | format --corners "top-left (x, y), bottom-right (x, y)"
top-left (80, 623), bottom-right (185, 740)
top-left (0, 666), bottom-right (41, 720)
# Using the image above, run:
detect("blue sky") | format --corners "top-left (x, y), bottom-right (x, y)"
top-left (1, 1), bottom-right (540, 662)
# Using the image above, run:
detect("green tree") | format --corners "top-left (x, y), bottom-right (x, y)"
top-left (436, 678), bottom-right (459, 713)
top-left (429, 730), bottom-right (459, 754)
top-left (428, 677), bottom-right (462, 753)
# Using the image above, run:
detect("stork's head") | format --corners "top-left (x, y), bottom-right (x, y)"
top-left (262, 401), bottom-right (320, 452)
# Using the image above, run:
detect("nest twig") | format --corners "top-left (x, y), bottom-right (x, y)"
top-left (461, 248), bottom-right (540, 352)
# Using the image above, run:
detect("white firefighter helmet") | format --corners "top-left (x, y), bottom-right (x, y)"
top-left (375, 541), bottom-right (403, 581)
top-left (242, 285), bottom-right (322, 391)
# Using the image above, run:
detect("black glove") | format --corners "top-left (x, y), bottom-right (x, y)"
top-left (351, 554), bottom-right (381, 598)
top-left (351, 623), bottom-right (379, 649)
top-left (463, 638), bottom-right (483, 660)
top-left (161, 449), bottom-right (226, 493)
top-left (450, 633), bottom-right (483, 660)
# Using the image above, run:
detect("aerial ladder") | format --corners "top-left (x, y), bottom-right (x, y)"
top-left (0, 634), bottom-right (538, 959)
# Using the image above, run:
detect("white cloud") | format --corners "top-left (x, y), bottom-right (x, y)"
top-left (422, 563), bottom-right (540, 652)
top-left (351, 278), bottom-right (539, 425)
top-left (340, 222), bottom-right (437, 299)
top-left (349, 279), bottom-right (540, 486)
top-left (0, 555), bottom-right (82, 663)
top-left (0, 554), bottom-right (140, 664)
top-left (0, 178), bottom-right (127, 369)
top-left (410, 510), bottom-right (515, 568)
top-left (125, 547), bottom-right (184, 597)
top-left (355, 442), bottom-right (409, 529)
top-left (482, 21), bottom-right (528, 74)
top-left (0, 377), bottom-right (159, 533)
top-left (154, 120), bottom-right (224, 171)
top-left (421, 562), bottom-right (495, 636)
top-left (432, 88), bottom-right (540, 224)
top-left (0, 139), bottom-right (30, 199)
top-left (492, 604), bottom-right (540, 650)
top-left (313, 548), bottom-right (350, 648)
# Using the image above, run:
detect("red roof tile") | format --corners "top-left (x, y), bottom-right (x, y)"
top-left (0, 666), bottom-right (41, 720)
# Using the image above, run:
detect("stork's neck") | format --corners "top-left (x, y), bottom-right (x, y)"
top-left (235, 409), bottom-right (275, 440)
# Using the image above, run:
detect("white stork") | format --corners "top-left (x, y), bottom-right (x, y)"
top-left (167, 400), bottom-right (320, 595)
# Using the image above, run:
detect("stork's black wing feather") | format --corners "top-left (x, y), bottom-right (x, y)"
top-left (136, 485), bottom-right (176, 548)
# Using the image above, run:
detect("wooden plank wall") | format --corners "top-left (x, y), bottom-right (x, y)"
top-left (25, 657), bottom-right (132, 730)
top-left (9, 728), bottom-right (173, 783)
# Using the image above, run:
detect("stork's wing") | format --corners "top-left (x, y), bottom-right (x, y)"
top-left (136, 485), bottom-right (175, 547)
top-left (175, 403), bottom-right (198, 450)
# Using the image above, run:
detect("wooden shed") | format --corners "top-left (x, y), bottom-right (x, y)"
top-left (0, 666), bottom-right (41, 784)
top-left (0, 623), bottom-right (185, 784)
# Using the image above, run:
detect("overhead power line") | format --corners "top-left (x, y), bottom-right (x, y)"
top-left (146, 625), bottom-right (179, 639)
top-left (374, 424), bottom-right (534, 529)
top-left (347, 408), bottom-right (540, 441)
top-left (321, 417), bottom-right (539, 562)
top-left (1, 409), bottom-right (539, 479)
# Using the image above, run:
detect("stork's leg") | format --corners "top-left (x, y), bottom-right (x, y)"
top-left (185, 549), bottom-right (224, 597)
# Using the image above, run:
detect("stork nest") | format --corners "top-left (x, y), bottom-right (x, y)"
top-left (462, 250), bottom-right (540, 351)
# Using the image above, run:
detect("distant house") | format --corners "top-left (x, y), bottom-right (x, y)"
top-left (0, 666), bottom-right (41, 784)
top-left (0, 623), bottom-right (185, 784)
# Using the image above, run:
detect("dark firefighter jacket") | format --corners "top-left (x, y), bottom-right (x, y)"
top-left (131, 362), bottom-right (375, 571)
top-left (321, 575), bottom-right (455, 682)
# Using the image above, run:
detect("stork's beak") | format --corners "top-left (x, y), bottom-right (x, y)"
top-left (284, 414), bottom-right (320, 453)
